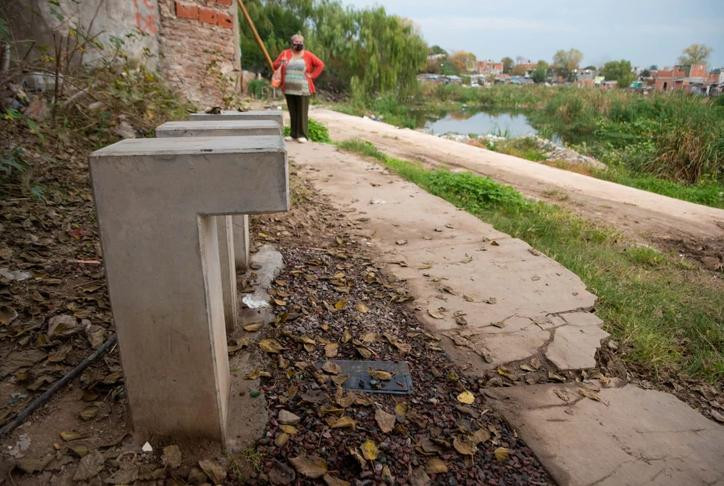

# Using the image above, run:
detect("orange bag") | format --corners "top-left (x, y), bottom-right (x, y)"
top-left (271, 65), bottom-right (283, 88)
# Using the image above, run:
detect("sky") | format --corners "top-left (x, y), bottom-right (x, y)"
top-left (341, 0), bottom-right (724, 68)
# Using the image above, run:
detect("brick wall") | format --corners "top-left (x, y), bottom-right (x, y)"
top-left (157, 0), bottom-right (242, 107)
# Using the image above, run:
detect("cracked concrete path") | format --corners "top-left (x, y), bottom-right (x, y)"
top-left (290, 142), bottom-right (605, 373)
top-left (289, 142), bottom-right (724, 486)
top-left (309, 108), bottom-right (724, 252)
top-left (488, 384), bottom-right (724, 486)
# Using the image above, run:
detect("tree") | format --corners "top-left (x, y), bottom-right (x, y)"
top-left (449, 51), bottom-right (476, 74)
top-left (239, 1), bottom-right (428, 98)
top-left (501, 57), bottom-right (514, 74)
top-left (601, 60), bottom-right (635, 88)
top-left (678, 44), bottom-right (712, 66)
top-left (429, 45), bottom-right (447, 56)
top-left (552, 48), bottom-right (583, 81)
top-left (531, 60), bottom-right (549, 83)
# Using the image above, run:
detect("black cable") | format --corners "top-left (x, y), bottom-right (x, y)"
top-left (0, 334), bottom-right (118, 438)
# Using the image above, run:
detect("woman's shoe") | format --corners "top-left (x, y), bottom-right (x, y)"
top-left (284, 136), bottom-right (294, 142)
top-left (297, 137), bottom-right (308, 143)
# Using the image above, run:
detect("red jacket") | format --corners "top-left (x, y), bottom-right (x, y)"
top-left (272, 49), bottom-right (325, 95)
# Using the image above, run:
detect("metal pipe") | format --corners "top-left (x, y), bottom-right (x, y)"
top-left (0, 334), bottom-right (118, 438)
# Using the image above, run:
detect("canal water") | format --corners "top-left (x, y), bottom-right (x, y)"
top-left (424, 111), bottom-right (538, 138)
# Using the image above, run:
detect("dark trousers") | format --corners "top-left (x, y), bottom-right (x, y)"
top-left (285, 94), bottom-right (310, 139)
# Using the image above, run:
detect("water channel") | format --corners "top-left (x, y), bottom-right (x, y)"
top-left (424, 111), bottom-right (538, 138)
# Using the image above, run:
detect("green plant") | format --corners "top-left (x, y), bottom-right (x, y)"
top-left (283, 118), bottom-right (331, 143)
top-left (248, 79), bottom-right (270, 99)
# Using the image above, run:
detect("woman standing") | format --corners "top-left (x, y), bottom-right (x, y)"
top-left (272, 34), bottom-right (325, 143)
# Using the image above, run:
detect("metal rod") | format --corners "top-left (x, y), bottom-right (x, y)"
top-left (0, 334), bottom-right (118, 438)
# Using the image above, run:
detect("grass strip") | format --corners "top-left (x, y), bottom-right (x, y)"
top-left (337, 139), bottom-right (724, 383)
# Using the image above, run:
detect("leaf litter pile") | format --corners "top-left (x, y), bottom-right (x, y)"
top-left (234, 171), bottom-right (551, 485)
top-left (0, 141), bottom-right (551, 484)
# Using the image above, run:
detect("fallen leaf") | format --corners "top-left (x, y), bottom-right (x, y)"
top-left (457, 390), bottom-right (475, 404)
top-left (361, 439), bottom-right (378, 461)
top-left (290, 455), bottom-right (327, 478)
top-left (79, 406), bottom-right (99, 421)
top-left (199, 459), bottom-right (227, 484)
top-left (73, 451), bottom-right (105, 481)
top-left (494, 447), bottom-right (510, 461)
top-left (243, 323), bottom-right (263, 332)
top-left (471, 428), bottom-right (491, 445)
top-left (425, 457), bottom-right (448, 474)
top-left (0, 305), bottom-right (18, 326)
top-left (395, 402), bottom-right (408, 417)
top-left (162, 445), bottom-right (182, 469)
top-left (269, 460), bottom-right (296, 484)
top-left (259, 339), bottom-right (284, 354)
top-left (369, 369), bottom-right (393, 381)
top-left (325, 343), bottom-right (339, 358)
top-left (329, 416), bottom-right (356, 429)
top-left (59, 431), bottom-right (83, 441)
top-left (280, 424), bottom-right (298, 435)
top-left (323, 474), bottom-right (351, 486)
top-left (278, 410), bottom-right (301, 425)
top-left (411, 466), bottom-right (432, 486)
top-left (334, 299), bottom-right (348, 310)
top-left (375, 408), bottom-right (396, 433)
top-left (427, 308), bottom-right (444, 319)
top-left (47, 314), bottom-right (79, 338)
top-left (453, 436), bottom-right (477, 456)
top-left (275, 433), bottom-right (290, 447)
top-left (322, 361), bottom-right (341, 375)
top-left (342, 329), bottom-right (352, 343)
top-left (355, 302), bottom-right (369, 313)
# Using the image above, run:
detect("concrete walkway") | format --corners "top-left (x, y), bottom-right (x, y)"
top-left (309, 108), bottom-right (724, 249)
top-left (289, 142), bottom-right (724, 486)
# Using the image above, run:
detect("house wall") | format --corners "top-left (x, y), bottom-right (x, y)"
top-left (4, 0), bottom-right (242, 107)
top-left (4, 0), bottom-right (161, 69)
top-left (157, 0), bottom-right (242, 107)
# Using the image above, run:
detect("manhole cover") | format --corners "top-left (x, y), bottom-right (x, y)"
top-left (332, 360), bottom-right (413, 395)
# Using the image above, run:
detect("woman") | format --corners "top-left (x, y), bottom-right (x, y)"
top-left (272, 34), bottom-right (325, 143)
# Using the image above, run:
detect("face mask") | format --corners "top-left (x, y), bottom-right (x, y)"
top-left (292, 44), bottom-right (304, 52)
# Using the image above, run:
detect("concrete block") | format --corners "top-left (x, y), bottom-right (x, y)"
top-left (156, 119), bottom-right (281, 137)
top-left (189, 109), bottom-right (284, 127)
top-left (89, 136), bottom-right (287, 442)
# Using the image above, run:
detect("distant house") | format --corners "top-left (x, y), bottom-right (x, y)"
top-left (477, 60), bottom-right (503, 76)
top-left (653, 64), bottom-right (713, 93)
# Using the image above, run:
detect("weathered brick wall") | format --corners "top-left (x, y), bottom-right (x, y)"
top-left (157, 0), bottom-right (242, 107)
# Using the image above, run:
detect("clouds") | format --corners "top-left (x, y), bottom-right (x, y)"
top-left (341, 0), bottom-right (724, 67)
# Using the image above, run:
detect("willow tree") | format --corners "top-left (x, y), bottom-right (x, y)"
top-left (238, 0), bottom-right (428, 100)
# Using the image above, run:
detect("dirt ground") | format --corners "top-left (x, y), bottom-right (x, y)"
top-left (1, 161), bottom-right (553, 484)
top-left (308, 108), bottom-right (724, 271)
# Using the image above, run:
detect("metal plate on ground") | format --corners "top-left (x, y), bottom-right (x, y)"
top-left (332, 360), bottom-right (413, 395)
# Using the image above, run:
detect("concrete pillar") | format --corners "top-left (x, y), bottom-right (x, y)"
top-left (233, 214), bottom-right (250, 271)
top-left (89, 136), bottom-right (287, 442)
top-left (155, 119), bottom-right (281, 137)
top-left (189, 110), bottom-right (284, 127)
top-left (155, 121), bottom-right (280, 329)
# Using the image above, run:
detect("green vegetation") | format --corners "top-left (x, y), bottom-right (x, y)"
top-left (338, 84), bottom-right (723, 207)
top-left (338, 139), bottom-right (723, 383)
top-left (485, 137), bottom-right (547, 162)
top-left (283, 118), bottom-right (331, 143)
top-left (239, 0), bottom-right (426, 99)
top-left (1, 39), bottom-right (194, 200)
top-left (601, 60), bottom-right (636, 88)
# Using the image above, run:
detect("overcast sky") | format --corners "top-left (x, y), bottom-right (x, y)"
top-left (341, 0), bottom-right (724, 68)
